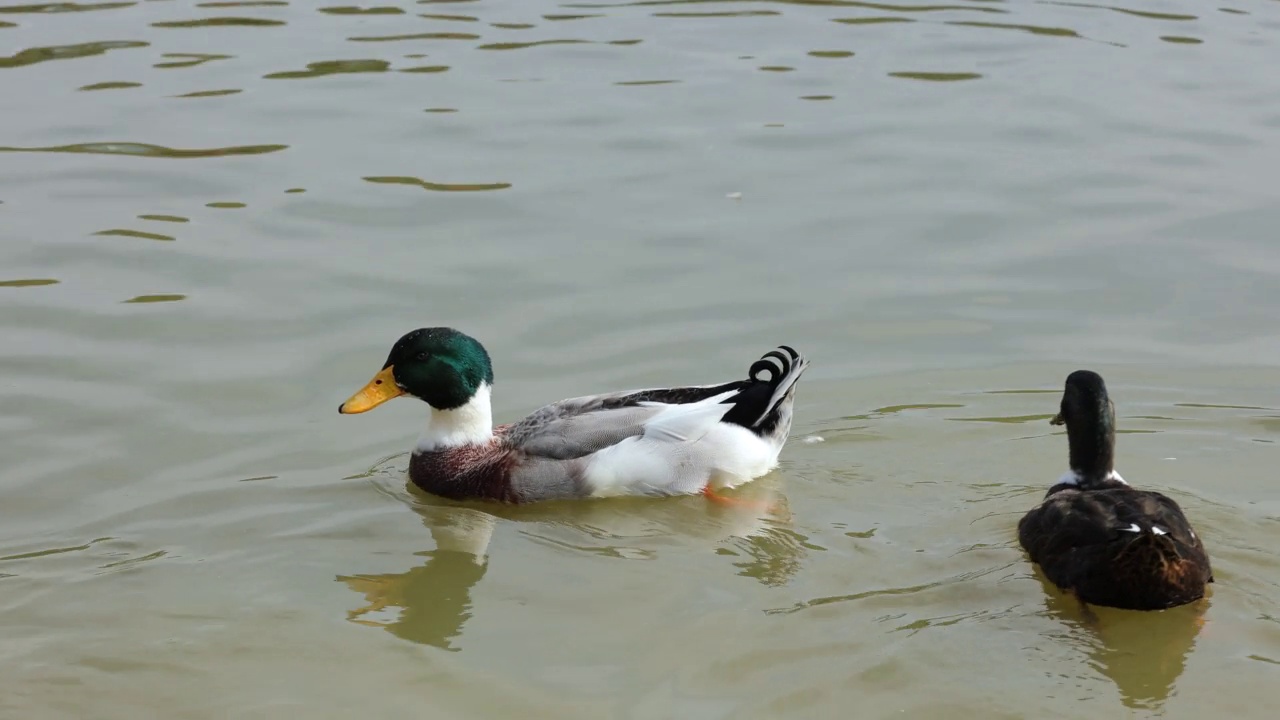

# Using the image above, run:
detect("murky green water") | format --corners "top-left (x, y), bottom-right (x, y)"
top-left (3, 0), bottom-right (1279, 717)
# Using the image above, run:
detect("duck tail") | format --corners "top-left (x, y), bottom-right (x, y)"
top-left (719, 346), bottom-right (809, 441)
top-left (1113, 524), bottom-right (1210, 602)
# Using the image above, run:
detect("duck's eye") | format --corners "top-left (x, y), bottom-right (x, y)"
top-left (375, 379), bottom-right (383, 385)
top-left (417, 352), bottom-right (429, 361)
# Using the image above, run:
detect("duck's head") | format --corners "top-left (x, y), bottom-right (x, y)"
top-left (1051, 370), bottom-right (1112, 428)
top-left (339, 327), bottom-right (494, 414)
top-left (1051, 369), bottom-right (1117, 481)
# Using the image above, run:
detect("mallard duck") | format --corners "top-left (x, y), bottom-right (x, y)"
top-left (1018, 370), bottom-right (1213, 610)
top-left (339, 327), bottom-right (808, 503)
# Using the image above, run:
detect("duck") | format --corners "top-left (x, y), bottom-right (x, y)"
top-left (339, 327), bottom-right (808, 504)
top-left (1017, 370), bottom-right (1212, 611)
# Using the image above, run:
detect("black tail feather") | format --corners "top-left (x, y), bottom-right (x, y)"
top-left (721, 345), bottom-right (807, 432)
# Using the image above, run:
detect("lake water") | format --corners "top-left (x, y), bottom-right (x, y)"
top-left (2, 0), bottom-right (1279, 717)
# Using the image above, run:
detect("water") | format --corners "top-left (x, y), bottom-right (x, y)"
top-left (2, 0), bottom-right (1279, 717)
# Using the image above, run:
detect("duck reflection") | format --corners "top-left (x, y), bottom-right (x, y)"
top-left (1038, 572), bottom-right (1208, 710)
top-left (337, 505), bottom-right (494, 651)
top-left (337, 478), bottom-right (804, 649)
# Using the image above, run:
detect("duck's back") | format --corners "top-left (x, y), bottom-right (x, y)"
top-left (1018, 486), bottom-right (1212, 610)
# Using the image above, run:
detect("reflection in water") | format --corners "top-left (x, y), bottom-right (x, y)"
top-left (1038, 573), bottom-right (1208, 710)
top-left (727, 525), bottom-right (815, 587)
top-left (0, 278), bottom-right (60, 287)
top-left (339, 507), bottom-right (495, 652)
top-left (340, 477), bottom-right (801, 650)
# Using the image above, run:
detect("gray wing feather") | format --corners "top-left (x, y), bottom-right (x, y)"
top-left (507, 398), bottom-right (664, 460)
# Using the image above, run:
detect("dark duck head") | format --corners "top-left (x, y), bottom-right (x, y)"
top-left (1051, 369), bottom-right (1127, 490)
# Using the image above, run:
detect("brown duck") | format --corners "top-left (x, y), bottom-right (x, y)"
top-left (1018, 370), bottom-right (1212, 610)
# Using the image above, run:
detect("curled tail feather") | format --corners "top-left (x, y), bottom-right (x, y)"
top-left (719, 345), bottom-right (808, 440)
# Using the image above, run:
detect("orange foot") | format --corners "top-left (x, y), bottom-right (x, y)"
top-left (702, 485), bottom-right (778, 514)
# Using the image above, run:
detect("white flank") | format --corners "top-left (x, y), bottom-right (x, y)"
top-left (415, 383), bottom-right (494, 452)
top-left (1152, 526), bottom-right (1168, 536)
top-left (1121, 523), bottom-right (1142, 533)
top-left (585, 391), bottom-right (779, 498)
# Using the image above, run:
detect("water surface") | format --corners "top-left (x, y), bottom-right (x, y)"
top-left (2, 1), bottom-right (1280, 718)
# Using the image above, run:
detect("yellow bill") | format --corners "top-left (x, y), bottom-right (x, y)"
top-left (339, 366), bottom-right (403, 414)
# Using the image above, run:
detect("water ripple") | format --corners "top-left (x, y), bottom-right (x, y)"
top-left (653, 10), bottom-right (781, 17)
top-left (947, 20), bottom-right (1081, 38)
top-left (78, 81), bottom-right (142, 91)
top-left (174, 88), bottom-right (243, 98)
top-left (93, 228), bottom-right (176, 241)
top-left (0, 40), bottom-right (147, 69)
top-left (888, 70), bottom-right (982, 81)
top-left (320, 5), bottom-right (406, 14)
top-left (0, 142), bottom-right (287, 158)
top-left (264, 59), bottom-right (390, 79)
top-left (832, 16), bottom-right (915, 24)
top-left (362, 175), bottom-right (512, 192)
top-left (153, 53), bottom-right (232, 69)
top-left (347, 32), bottom-right (480, 42)
top-left (151, 17), bottom-right (285, 28)
top-left (1047, 2), bottom-right (1197, 21)
top-left (566, 0), bottom-right (1005, 10)
top-left (122, 294), bottom-right (187, 303)
top-left (0, 2), bottom-right (134, 13)
top-left (419, 13), bottom-right (478, 22)
top-left (476, 39), bottom-right (593, 51)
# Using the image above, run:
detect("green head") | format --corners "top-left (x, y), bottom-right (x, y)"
top-left (339, 327), bottom-right (494, 413)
